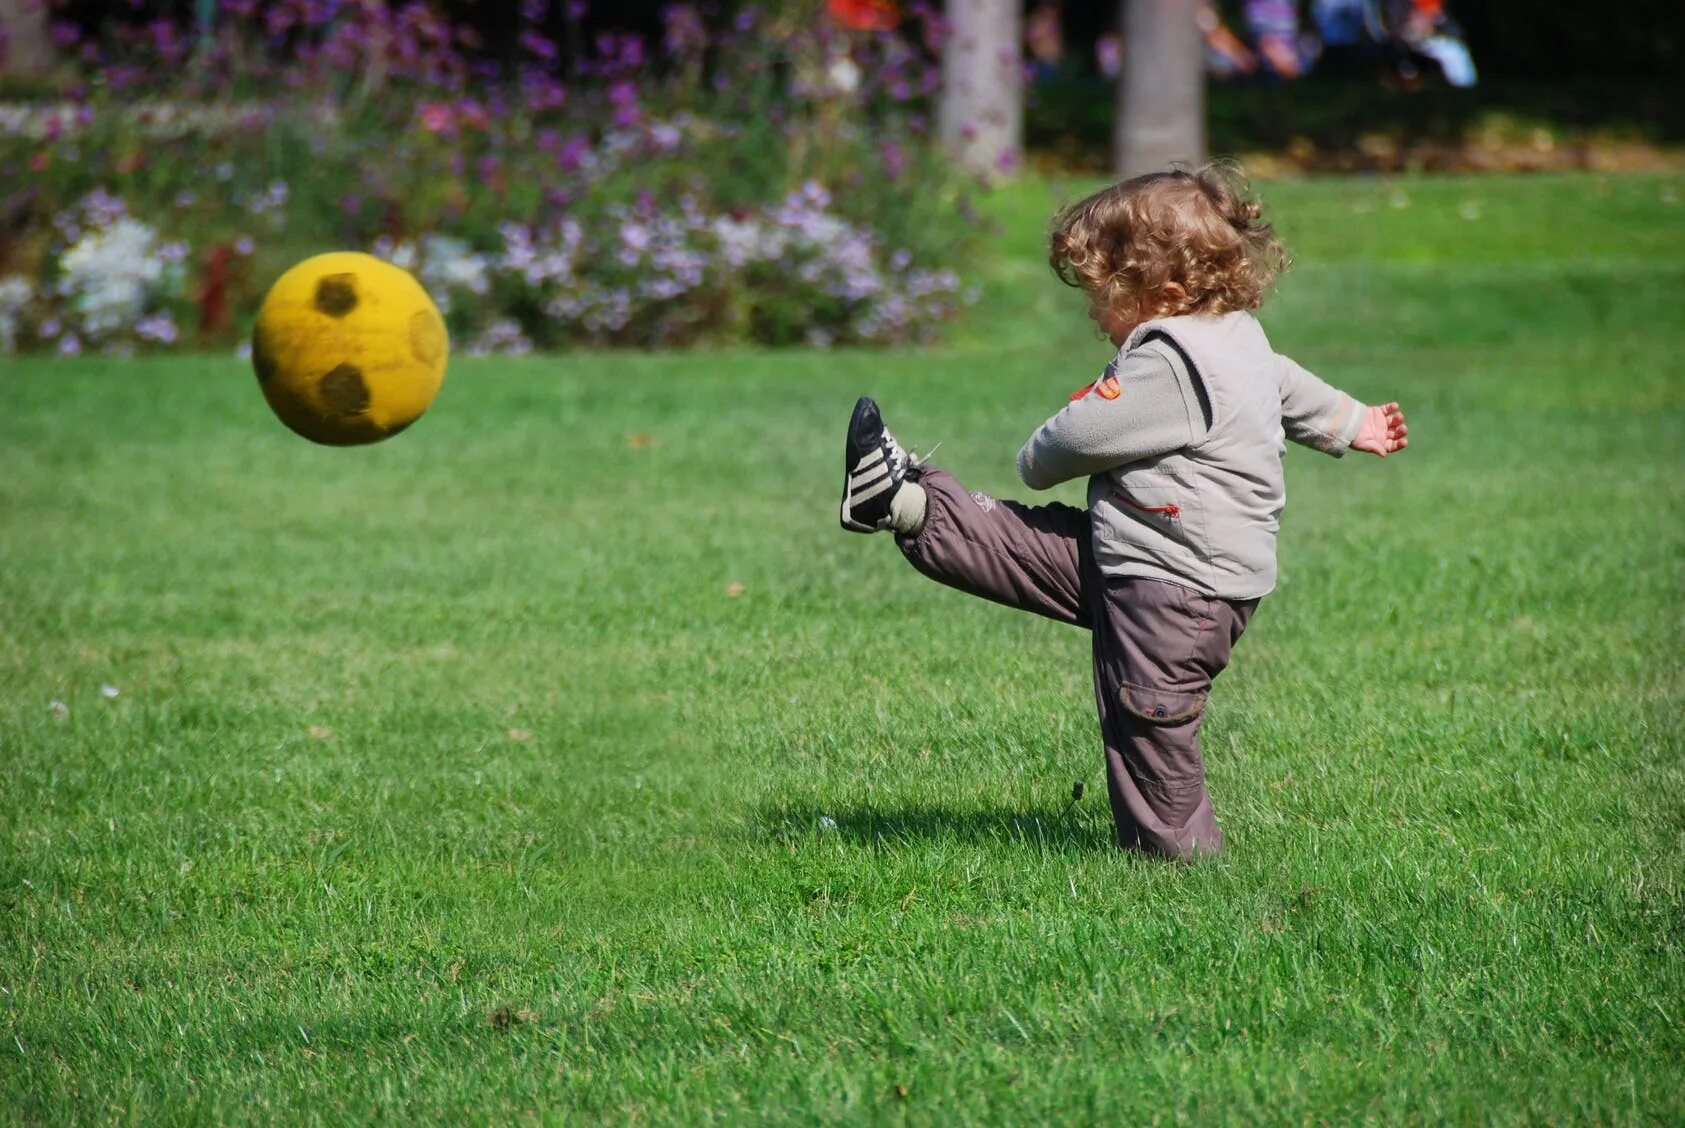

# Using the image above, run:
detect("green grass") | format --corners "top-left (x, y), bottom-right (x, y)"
top-left (4, 171), bottom-right (1684, 1124)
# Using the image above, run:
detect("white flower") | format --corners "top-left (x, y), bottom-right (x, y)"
top-left (825, 55), bottom-right (861, 96)
top-left (57, 218), bottom-right (164, 340)
top-left (0, 276), bottom-right (33, 353)
top-left (418, 235), bottom-right (491, 310)
top-left (372, 237), bottom-right (419, 271)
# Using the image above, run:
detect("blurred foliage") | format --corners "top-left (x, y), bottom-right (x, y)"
top-left (1028, 71), bottom-right (1685, 175)
top-left (0, 1), bottom-right (986, 354)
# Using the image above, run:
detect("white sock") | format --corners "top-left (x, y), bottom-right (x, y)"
top-left (888, 481), bottom-right (928, 536)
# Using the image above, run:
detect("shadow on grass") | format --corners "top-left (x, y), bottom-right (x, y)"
top-left (757, 802), bottom-right (1115, 854)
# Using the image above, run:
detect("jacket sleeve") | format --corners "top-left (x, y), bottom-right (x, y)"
top-left (1277, 353), bottom-right (1366, 456)
top-left (1016, 340), bottom-right (1209, 490)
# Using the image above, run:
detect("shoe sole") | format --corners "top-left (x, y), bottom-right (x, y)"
top-left (840, 396), bottom-right (882, 532)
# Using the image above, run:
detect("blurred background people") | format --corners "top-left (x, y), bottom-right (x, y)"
top-left (1026, 0), bottom-right (1065, 82)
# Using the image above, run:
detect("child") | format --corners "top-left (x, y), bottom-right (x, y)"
top-left (839, 165), bottom-right (1407, 861)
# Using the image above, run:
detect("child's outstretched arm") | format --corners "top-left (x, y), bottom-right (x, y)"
top-left (1017, 341), bottom-right (1208, 489)
top-left (1277, 354), bottom-right (1374, 456)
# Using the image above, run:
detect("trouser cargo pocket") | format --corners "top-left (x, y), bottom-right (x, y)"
top-left (1119, 681), bottom-right (1207, 726)
top-left (1114, 679), bottom-right (1210, 795)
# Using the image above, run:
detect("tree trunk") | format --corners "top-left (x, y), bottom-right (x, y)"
top-left (0, 0), bottom-right (54, 78)
top-left (1114, 0), bottom-right (1205, 177)
top-left (938, 0), bottom-right (1023, 178)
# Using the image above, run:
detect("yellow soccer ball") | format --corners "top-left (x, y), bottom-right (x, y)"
top-left (251, 252), bottom-right (449, 445)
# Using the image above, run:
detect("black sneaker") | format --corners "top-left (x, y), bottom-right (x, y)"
top-left (840, 396), bottom-right (913, 533)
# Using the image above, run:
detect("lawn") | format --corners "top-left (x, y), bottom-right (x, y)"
top-left (3, 172), bottom-right (1683, 1123)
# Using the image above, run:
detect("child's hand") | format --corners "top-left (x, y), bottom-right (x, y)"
top-left (1351, 402), bottom-right (1408, 458)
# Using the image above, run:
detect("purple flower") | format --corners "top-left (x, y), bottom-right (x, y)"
top-left (609, 80), bottom-right (641, 128)
top-left (59, 333), bottom-right (82, 357)
top-left (136, 312), bottom-right (179, 345)
top-left (521, 70), bottom-right (567, 112)
top-left (596, 31), bottom-right (646, 73)
top-left (662, 5), bottom-right (707, 57)
top-left (458, 99), bottom-right (489, 130)
top-left (557, 135), bottom-right (591, 172)
top-left (108, 65), bottom-right (147, 91)
top-left (519, 28), bottom-right (558, 62)
top-left (149, 18), bottom-right (185, 63)
top-left (880, 140), bottom-right (906, 179)
top-left (263, 6), bottom-right (293, 38)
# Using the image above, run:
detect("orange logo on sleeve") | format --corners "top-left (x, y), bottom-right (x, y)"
top-left (1071, 367), bottom-right (1122, 401)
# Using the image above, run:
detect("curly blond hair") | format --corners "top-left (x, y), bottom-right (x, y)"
top-left (1049, 163), bottom-right (1289, 339)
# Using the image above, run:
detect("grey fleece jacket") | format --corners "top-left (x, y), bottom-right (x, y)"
top-left (1016, 311), bottom-right (1365, 599)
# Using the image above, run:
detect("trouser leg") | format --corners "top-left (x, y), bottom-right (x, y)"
top-left (1092, 579), bottom-right (1257, 860)
top-left (892, 469), bottom-right (1256, 860)
top-left (894, 468), bottom-right (1093, 628)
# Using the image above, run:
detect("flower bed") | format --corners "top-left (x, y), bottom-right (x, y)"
top-left (0, 2), bottom-right (980, 355)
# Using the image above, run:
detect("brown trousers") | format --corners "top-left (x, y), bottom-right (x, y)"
top-left (897, 469), bottom-right (1257, 860)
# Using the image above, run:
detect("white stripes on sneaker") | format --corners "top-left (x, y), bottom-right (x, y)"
top-left (848, 448), bottom-right (894, 504)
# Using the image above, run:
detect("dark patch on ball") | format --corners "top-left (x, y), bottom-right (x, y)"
top-left (410, 308), bottom-right (447, 365)
top-left (314, 274), bottom-right (359, 318)
top-left (251, 322), bottom-right (280, 384)
top-left (318, 363), bottom-right (371, 416)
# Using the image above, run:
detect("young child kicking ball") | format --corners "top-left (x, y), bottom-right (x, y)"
top-left (840, 165), bottom-right (1408, 860)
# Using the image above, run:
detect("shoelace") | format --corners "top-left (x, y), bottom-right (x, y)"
top-left (884, 433), bottom-right (940, 474)
top-left (880, 434), bottom-right (910, 477)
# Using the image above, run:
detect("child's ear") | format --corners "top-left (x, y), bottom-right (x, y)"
top-left (1162, 281), bottom-right (1188, 306)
